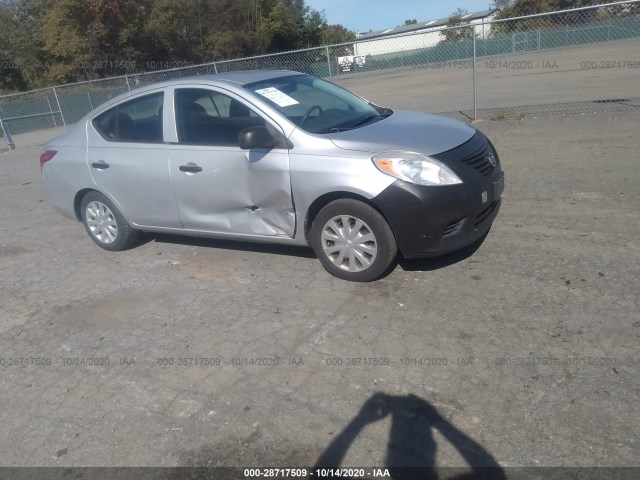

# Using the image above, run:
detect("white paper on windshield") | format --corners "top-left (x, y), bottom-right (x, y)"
top-left (255, 87), bottom-right (299, 107)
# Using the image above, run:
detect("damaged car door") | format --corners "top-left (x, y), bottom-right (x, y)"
top-left (168, 87), bottom-right (295, 237)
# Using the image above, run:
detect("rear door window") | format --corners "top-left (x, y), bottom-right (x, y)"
top-left (93, 92), bottom-right (164, 143)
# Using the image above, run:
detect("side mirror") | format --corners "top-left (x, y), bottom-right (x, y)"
top-left (239, 126), bottom-right (276, 150)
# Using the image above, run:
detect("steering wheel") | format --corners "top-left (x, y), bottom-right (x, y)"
top-left (301, 105), bottom-right (323, 127)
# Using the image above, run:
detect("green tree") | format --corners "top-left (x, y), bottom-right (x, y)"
top-left (495, 0), bottom-right (552, 18)
top-left (255, 0), bottom-right (305, 52)
top-left (493, 0), bottom-right (607, 19)
top-left (40, 0), bottom-right (151, 82)
top-left (321, 24), bottom-right (355, 46)
top-left (0, 3), bottom-right (28, 92)
top-left (144, 0), bottom-right (206, 63)
top-left (442, 8), bottom-right (473, 42)
top-left (0, 0), bottom-right (357, 92)
top-left (491, 0), bottom-right (616, 34)
top-left (492, 0), bottom-right (512, 9)
top-left (202, 0), bottom-right (259, 60)
top-left (302, 8), bottom-right (325, 48)
top-left (322, 24), bottom-right (355, 58)
top-left (1, 0), bottom-right (49, 89)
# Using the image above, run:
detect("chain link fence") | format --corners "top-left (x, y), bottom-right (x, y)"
top-left (0, 114), bottom-right (14, 151)
top-left (1, 0), bottom-right (639, 148)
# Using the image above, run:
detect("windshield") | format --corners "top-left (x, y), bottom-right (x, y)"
top-left (246, 74), bottom-right (390, 134)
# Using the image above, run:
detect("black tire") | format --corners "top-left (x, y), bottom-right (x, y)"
top-left (310, 199), bottom-right (398, 282)
top-left (80, 191), bottom-right (139, 251)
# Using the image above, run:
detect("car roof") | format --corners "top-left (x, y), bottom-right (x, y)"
top-left (75, 70), bottom-right (306, 124)
top-left (65, 70), bottom-right (307, 138)
top-left (134, 70), bottom-right (303, 90)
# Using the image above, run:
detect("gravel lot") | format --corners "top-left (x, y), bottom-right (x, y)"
top-left (0, 110), bottom-right (639, 473)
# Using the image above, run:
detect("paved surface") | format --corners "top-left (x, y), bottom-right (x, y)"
top-left (335, 38), bottom-right (640, 117)
top-left (0, 111), bottom-right (639, 471)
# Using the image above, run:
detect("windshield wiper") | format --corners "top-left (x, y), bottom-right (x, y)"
top-left (323, 126), bottom-right (354, 133)
top-left (348, 113), bottom-right (383, 129)
top-left (321, 112), bottom-right (388, 134)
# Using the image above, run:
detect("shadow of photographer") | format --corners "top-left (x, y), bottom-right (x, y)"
top-left (314, 393), bottom-right (506, 480)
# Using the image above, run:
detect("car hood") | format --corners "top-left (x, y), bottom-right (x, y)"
top-left (326, 110), bottom-right (476, 156)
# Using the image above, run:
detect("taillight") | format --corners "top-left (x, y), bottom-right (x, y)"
top-left (40, 150), bottom-right (57, 173)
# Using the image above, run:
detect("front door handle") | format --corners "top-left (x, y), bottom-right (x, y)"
top-left (91, 161), bottom-right (109, 169)
top-left (179, 163), bottom-right (203, 173)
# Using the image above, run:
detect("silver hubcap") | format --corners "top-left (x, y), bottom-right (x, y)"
top-left (86, 201), bottom-right (117, 244)
top-left (321, 215), bottom-right (378, 272)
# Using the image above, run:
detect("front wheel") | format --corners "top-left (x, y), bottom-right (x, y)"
top-left (310, 199), bottom-right (398, 281)
top-left (80, 191), bottom-right (139, 251)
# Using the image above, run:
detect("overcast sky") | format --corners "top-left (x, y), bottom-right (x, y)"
top-left (306, 0), bottom-right (495, 32)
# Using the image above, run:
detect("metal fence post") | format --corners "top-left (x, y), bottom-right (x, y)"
top-left (326, 46), bottom-right (332, 79)
top-left (472, 24), bottom-right (478, 121)
top-left (213, 63), bottom-right (218, 74)
top-left (47, 95), bottom-right (58, 127)
top-left (52, 87), bottom-right (67, 131)
top-left (87, 91), bottom-right (94, 110)
top-left (125, 75), bottom-right (131, 91)
top-left (46, 97), bottom-right (58, 127)
top-left (0, 117), bottom-right (15, 150)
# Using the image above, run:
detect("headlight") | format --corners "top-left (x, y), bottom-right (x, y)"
top-left (372, 151), bottom-right (462, 186)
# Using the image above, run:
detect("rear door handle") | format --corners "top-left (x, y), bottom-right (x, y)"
top-left (91, 161), bottom-right (109, 169)
top-left (179, 163), bottom-right (203, 173)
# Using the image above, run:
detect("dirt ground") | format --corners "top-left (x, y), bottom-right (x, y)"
top-left (0, 108), bottom-right (639, 475)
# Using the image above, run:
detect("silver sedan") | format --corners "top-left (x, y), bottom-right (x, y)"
top-left (41, 70), bottom-right (503, 281)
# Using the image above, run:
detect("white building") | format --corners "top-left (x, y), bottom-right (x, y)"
top-left (353, 9), bottom-right (498, 57)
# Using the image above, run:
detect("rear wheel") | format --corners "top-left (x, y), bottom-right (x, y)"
top-left (80, 191), bottom-right (138, 251)
top-left (310, 199), bottom-right (397, 281)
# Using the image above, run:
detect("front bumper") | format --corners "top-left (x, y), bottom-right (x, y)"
top-left (371, 131), bottom-right (504, 258)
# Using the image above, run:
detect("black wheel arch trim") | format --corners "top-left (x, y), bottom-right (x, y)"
top-left (303, 191), bottom-right (400, 247)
